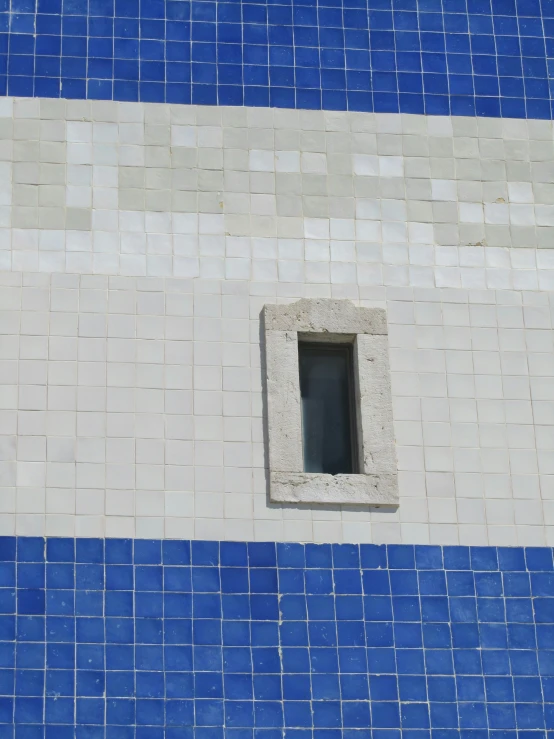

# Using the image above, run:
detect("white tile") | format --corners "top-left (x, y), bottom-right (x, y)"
top-left (3, 98), bottom-right (554, 542)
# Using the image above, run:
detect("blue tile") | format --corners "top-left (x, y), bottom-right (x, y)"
top-left (192, 567), bottom-right (220, 593)
top-left (278, 569), bottom-right (304, 595)
top-left (390, 570), bottom-right (418, 595)
top-left (526, 548), bottom-right (554, 571)
top-left (360, 544), bottom-right (387, 569)
top-left (478, 597), bottom-right (506, 622)
top-left (335, 595), bottom-right (363, 621)
top-left (17, 590), bottom-right (45, 616)
top-left (452, 623), bottom-right (480, 649)
top-left (16, 539), bottom-right (44, 563)
top-left (332, 544), bottom-right (359, 569)
top-left (471, 547), bottom-right (499, 571)
top-left (531, 572), bottom-right (554, 596)
top-left (392, 595), bottom-right (421, 621)
top-left (534, 598), bottom-right (554, 623)
top-left (76, 564), bottom-right (104, 591)
top-left (392, 649), bottom-right (425, 675)
top-left (277, 544), bottom-right (305, 569)
top-left (334, 569), bottom-right (362, 595)
top-left (251, 621), bottom-right (278, 647)
top-left (450, 597), bottom-right (478, 623)
top-left (192, 541), bottom-right (219, 567)
top-left (0, 564), bottom-right (15, 589)
top-left (134, 539), bottom-right (162, 565)
top-left (75, 589), bottom-right (102, 617)
top-left (305, 544), bottom-right (332, 569)
top-left (134, 564), bottom-right (163, 592)
top-left (419, 570), bottom-right (447, 596)
top-left (447, 571), bottom-right (475, 596)
top-left (305, 569), bottom-right (333, 595)
top-left (7, 537), bottom-right (554, 734)
top-left (538, 630), bottom-right (554, 664)
top-left (0, 538), bottom-right (16, 562)
top-left (422, 623), bottom-right (451, 649)
top-left (508, 623), bottom-right (536, 650)
top-left (163, 540), bottom-right (191, 566)
top-left (387, 545), bottom-right (415, 570)
top-left (362, 569), bottom-right (390, 595)
top-left (444, 547), bottom-right (471, 571)
top-left (503, 572), bottom-right (531, 597)
top-left (415, 546), bottom-right (443, 570)
top-left (250, 569), bottom-right (278, 594)
top-left (17, 564), bottom-right (45, 589)
top-left (248, 543), bottom-right (276, 568)
top-left (76, 539), bottom-right (104, 564)
top-left (105, 539), bottom-right (132, 565)
top-left (220, 542), bottom-right (247, 568)
top-left (46, 590), bottom-right (75, 616)
top-left (105, 564), bottom-right (133, 591)
top-left (46, 538), bottom-right (75, 563)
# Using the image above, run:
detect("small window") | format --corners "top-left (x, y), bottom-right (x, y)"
top-left (263, 298), bottom-right (398, 505)
top-left (298, 341), bottom-right (358, 476)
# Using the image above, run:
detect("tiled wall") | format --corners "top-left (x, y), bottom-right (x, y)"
top-left (3, 0), bottom-right (554, 736)
top-left (1, 537), bottom-right (554, 737)
top-left (2, 100), bottom-right (554, 287)
top-left (1, 1), bottom-right (554, 117)
top-left (2, 270), bottom-right (554, 546)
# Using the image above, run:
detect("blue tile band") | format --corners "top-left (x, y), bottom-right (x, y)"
top-left (1, 538), bottom-right (554, 736)
top-left (1, 1), bottom-right (554, 117)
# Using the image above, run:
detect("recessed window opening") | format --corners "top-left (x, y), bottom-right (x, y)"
top-left (298, 341), bottom-right (358, 475)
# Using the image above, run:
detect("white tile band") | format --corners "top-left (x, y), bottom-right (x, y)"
top-left (1, 99), bottom-right (554, 286)
top-left (1, 270), bottom-right (554, 547)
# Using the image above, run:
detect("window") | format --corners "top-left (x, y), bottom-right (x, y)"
top-left (299, 341), bottom-right (357, 475)
top-left (263, 298), bottom-right (398, 506)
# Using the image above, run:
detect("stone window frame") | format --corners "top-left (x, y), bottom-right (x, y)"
top-left (263, 298), bottom-right (398, 506)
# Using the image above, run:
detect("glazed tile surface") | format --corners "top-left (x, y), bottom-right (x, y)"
top-left (2, 1), bottom-right (554, 117)
top-left (1, 537), bottom-right (553, 736)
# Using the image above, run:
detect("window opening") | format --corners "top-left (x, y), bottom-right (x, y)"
top-left (298, 341), bottom-right (358, 475)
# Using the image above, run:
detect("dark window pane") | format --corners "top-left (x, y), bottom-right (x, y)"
top-left (298, 342), bottom-right (357, 475)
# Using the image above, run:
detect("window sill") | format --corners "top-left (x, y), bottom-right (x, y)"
top-left (270, 471), bottom-right (399, 505)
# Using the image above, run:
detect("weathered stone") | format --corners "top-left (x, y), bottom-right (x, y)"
top-left (264, 298), bottom-right (388, 335)
top-left (270, 472), bottom-right (398, 505)
top-left (263, 298), bottom-right (398, 506)
top-left (355, 334), bottom-right (397, 476)
top-left (265, 330), bottom-right (303, 474)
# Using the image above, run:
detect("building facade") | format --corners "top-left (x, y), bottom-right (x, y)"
top-left (1, 1), bottom-right (554, 736)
